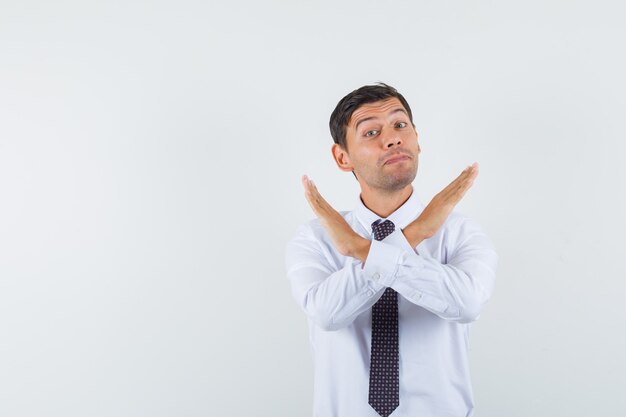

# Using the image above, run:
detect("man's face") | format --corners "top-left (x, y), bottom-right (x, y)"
top-left (332, 97), bottom-right (421, 192)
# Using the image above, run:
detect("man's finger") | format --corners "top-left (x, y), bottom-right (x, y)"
top-left (302, 175), bottom-right (318, 209)
top-left (444, 164), bottom-right (475, 192)
top-left (303, 175), bottom-right (318, 198)
top-left (302, 175), bottom-right (332, 218)
top-left (436, 164), bottom-right (479, 202)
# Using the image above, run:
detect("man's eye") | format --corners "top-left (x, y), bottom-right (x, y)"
top-left (396, 122), bottom-right (407, 128)
top-left (365, 130), bottom-right (378, 137)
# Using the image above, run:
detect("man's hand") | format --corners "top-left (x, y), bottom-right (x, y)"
top-left (403, 163), bottom-right (479, 247)
top-left (302, 175), bottom-right (370, 261)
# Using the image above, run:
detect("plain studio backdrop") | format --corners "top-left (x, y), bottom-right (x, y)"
top-left (1, 0), bottom-right (625, 416)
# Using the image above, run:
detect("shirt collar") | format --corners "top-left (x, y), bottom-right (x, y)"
top-left (354, 186), bottom-right (425, 234)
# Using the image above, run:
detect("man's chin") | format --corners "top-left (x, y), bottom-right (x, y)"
top-left (382, 173), bottom-right (416, 191)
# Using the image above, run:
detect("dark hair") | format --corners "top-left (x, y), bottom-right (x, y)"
top-left (329, 82), bottom-right (414, 151)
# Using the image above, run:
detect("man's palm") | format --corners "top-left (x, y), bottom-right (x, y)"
top-left (412, 163), bottom-right (479, 239)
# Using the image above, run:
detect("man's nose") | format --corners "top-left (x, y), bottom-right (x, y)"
top-left (383, 132), bottom-right (402, 148)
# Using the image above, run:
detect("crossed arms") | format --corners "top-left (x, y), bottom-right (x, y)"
top-left (285, 164), bottom-right (498, 330)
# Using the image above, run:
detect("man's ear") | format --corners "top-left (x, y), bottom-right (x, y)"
top-left (331, 143), bottom-right (355, 173)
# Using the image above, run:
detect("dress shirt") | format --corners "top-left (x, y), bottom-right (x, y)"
top-left (285, 187), bottom-right (498, 417)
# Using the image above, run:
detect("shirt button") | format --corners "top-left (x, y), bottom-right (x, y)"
top-left (372, 272), bottom-right (381, 281)
top-left (367, 290), bottom-right (374, 296)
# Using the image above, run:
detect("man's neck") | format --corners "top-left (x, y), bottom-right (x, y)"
top-left (360, 184), bottom-right (413, 219)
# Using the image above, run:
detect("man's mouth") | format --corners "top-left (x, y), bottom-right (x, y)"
top-left (384, 155), bottom-right (410, 165)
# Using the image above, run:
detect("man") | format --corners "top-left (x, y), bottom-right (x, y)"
top-left (285, 83), bottom-right (498, 417)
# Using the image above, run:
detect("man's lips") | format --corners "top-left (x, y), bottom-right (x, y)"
top-left (384, 155), bottom-right (411, 165)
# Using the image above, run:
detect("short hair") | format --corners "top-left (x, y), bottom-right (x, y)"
top-left (329, 82), bottom-right (414, 151)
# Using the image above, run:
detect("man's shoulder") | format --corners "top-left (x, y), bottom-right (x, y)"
top-left (439, 209), bottom-right (491, 244)
top-left (284, 210), bottom-right (355, 266)
top-left (443, 210), bottom-right (472, 227)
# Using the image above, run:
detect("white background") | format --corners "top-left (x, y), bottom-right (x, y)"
top-left (1, 1), bottom-right (625, 416)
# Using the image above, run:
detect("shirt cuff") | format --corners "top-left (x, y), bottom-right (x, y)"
top-left (382, 228), bottom-right (420, 255)
top-left (361, 238), bottom-right (404, 288)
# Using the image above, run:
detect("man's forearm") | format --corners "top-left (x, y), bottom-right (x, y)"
top-left (351, 237), bottom-right (371, 264)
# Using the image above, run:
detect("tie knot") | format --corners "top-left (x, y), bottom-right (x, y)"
top-left (372, 219), bottom-right (395, 241)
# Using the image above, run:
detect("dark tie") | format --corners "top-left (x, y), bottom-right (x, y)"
top-left (368, 219), bottom-right (399, 417)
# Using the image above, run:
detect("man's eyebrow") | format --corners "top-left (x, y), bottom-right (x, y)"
top-left (354, 108), bottom-right (408, 131)
top-left (354, 116), bottom-right (376, 131)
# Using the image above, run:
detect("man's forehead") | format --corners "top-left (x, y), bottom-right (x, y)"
top-left (348, 97), bottom-right (407, 127)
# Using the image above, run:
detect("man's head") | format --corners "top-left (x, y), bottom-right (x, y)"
top-left (329, 83), bottom-right (421, 193)
top-left (330, 83), bottom-right (414, 151)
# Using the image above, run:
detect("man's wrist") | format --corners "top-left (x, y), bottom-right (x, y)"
top-left (350, 236), bottom-right (371, 263)
top-left (403, 221), bottom-right (427, 248)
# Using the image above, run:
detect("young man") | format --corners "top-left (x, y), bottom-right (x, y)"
top-left (285, 83), bottom-right (498, 417)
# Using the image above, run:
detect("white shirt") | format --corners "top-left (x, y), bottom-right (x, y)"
top-left (285, 188), bottom-right (498, 417)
